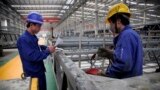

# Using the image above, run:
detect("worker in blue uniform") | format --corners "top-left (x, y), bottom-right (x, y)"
top-left (17, 12), bottom-right (55, 90)
top-left (96, 3), bottom-right (143, 78)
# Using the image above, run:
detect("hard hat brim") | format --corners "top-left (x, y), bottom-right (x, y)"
top-left (27, 19), bottom-right (43, 25)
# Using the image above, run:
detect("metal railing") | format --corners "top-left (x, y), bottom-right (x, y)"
top-left (54, 50), bottom-right (100, 90)
top-left (53, 48), bottom-right (160, 90)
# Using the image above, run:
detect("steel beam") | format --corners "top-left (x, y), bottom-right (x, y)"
top-left (55, 0), bottom-right (88, 28)
top-left (95, 0), bottom-right (99, 37)
top-left (54, 51), bottom-right (100, 90)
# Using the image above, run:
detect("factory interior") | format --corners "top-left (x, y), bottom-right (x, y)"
top-left (0, 0), bottom-right (160, 90)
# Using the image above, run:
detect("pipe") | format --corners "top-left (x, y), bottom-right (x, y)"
top-left (95, 0), bottom-right (99, 37)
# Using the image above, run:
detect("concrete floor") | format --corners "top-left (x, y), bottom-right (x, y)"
top-left (0, 37), bottom-right (58, 90)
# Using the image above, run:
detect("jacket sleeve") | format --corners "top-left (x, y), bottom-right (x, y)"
top-left (106, 34), bottom-right (134, 78)
top-left (18, 37), bottom-right (50, 62)
top-left (40, 45), bottom-right (48, 50)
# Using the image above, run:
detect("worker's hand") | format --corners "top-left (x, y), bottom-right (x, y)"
top-left (97, 70), bottom-right (106, 76)
top-left (48, 45), bottom-right (56, 53)
top-left (97, 48), bottom-right (113, 60)
top-left (97, 69), bottom-right (102, 75)
top-left (91, 53), bottom-right (96, 60)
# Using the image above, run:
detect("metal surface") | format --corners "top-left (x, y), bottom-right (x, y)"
top-left (54, 50), bottom-right (100, 90)
top-left (95, 0), bottom-right (98, 37)
top-left (54, 50), bottom-right (160, 90)
top-left (0, 45), bottom-right (3, 57)
top-left (0, 1), bottom-right (24, 49)
top-left (0, 78), bottom-right (30, 90)
top-left (0, 30), bottom-right (19, 49)
top-left (88, 73), bottom-right (160, 90)
top-left (52, 37), bottom-right (160, 49)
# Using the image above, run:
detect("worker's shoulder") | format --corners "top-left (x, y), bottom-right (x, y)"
top-left (121, 29), bottom-right (141, 43)
top-left (122, 28), bottom-right (139, 38)
top-left (18, 33), bottom-right (30, 43)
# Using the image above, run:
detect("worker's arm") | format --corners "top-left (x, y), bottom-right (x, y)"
top-left (18, 37), bottom-right (51, 62)
top-left (97, 48), bottom-right (113, 60)
top-left (106, 34), bottom-right (134, 78)
top-left (39, 45), bottom-right (47, 50)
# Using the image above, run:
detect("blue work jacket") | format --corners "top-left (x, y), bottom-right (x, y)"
top-left (17, 30), bottom-right (50, 76)
top-left (106, 25), bottom-right (143, 79)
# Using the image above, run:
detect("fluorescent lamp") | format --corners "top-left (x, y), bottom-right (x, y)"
top-left (139, 3), bottom-right (154, 6)
top-left (130, 8), bottom-right (137, 11)
top-left (146, 4), bottom-right (154, 6)
top-left (86, 2), bottom-right (105, 7)
top-left (150, 14), bottom-right (156, 17)
top-left (12, 5), bottom-right (62, 8)
top-left (130, 2), bottom-right (137, 5)
top-left (17, 10), bottom-right (60, 12)
top-left (148, 10), bottom-right (154, 12)
top-left (63, 6), bottom-right (69, 9)
top-left (60, 10), bottom-right (66, 13)
top-left (76, 11), bottom-right (91, 15)
top-left (84, 7), bottom-right (95, 11)
top-left (147, 14), bottom-right (157, 17)
top-left (66, 0), bottom-right (74, 4)
top-left (134, 13), bottom-right (141, 15)
top-left (126, 1), bottom-right (137, 5)
top-left (21, 13), bottom-right (57, 16)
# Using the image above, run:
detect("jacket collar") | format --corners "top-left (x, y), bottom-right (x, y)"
top-left (25, 30), bottom-right (38, 42)
top-left (122, 25), bottom-right (132, 31)
top-left (117, 25), bottom-right (132, 36)
top-left (113, 25), bottom-right (132, 45)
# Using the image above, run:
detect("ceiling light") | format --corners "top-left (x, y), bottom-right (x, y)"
top-left (21, 13), bottom-right (57, 16)
top-left (130, 2), bottom-right (137, 5)
top-left (76, 11), bottom-right (91, 15)
top-left (63, 6), bottom-right (69, 9)
top-left (17, 10), bottom-right (60, 12)
top-left (134, 13), bottom-right (141, 15)
top-left (147, 14), bottom-right (157, 17)
top-left (148, 10), bottom-right (154, 12)
top-left (99, 10), bottom-right (106, 13)
top-left (130, 8), bottom-right (137, 11)
top-left (86, 2), bottom-right (105, 7)
top-left (60, 10), bottom-right (66, 13)
top-left (131, 18), bottom-right (139, 21)
top-left (66, 0), bottom-right (74, 4)
top-left (84, 7), bottom-right (106, 13)
top-left (139, 3), bottom-right (154, 6)
top-left (43, 15), bottom-right (60, 18)
top-left (138, 16), bottom-right (150, 19)
top-left (12, 5), bottom-right (62, 8)
top-left (150, 14), bottom-right (156, 17)
top-left (84, 7), bottom-right (95, 11)
top-left (126, 1), bottom-right (137, 5)
top-left (59, 14), bottom-right (63, 16)
top-left (146, 4), bottom-right (154, 6)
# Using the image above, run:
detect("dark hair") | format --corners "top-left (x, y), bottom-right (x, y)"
top-left (109, 13), bottom-right (130, 25)
top-left (26, 22), bottom-right (37, 28)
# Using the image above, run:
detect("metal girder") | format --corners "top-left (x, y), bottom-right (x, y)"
top-left (0, 1), bottom-right (22, 24)
top-left (0, 45), bottom-right (3, 56)
top-left (0, 30), bottom-right (19, 49)
top-left (61, 48), bottom-right (160, 56)
top-left (0, 0), bottom-right (22, 18)
top-left (54, 51), bottom-right (100, 90)
top-left (54, 50), bottom-right (160, 90)
top-left (55, 0), bottom-right (88, 28)
top-left (132, 20), bottom-right (160, 28)
top-left (0, 30), bottom-right (19, 34)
